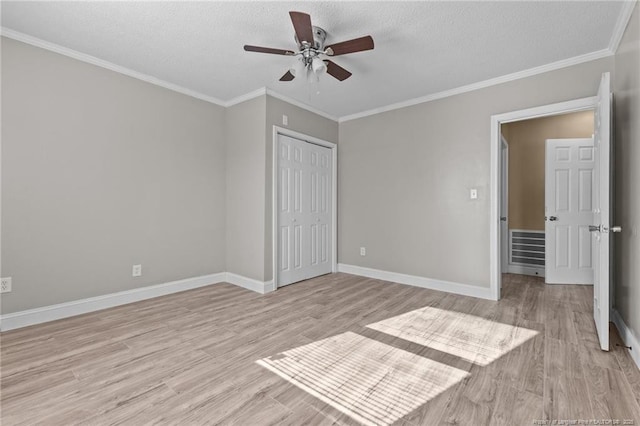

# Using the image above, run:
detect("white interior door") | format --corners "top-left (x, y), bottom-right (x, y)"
top-left (500, 136), bottom-right (509, 274)
top-left (277, 134), bottom-right (332, 287)
top-left (592, 72), bottom-right (615, 351)
top-left (545, 138), bottom-right (595, 284)
top-left (306, 142), bottom-right (333, 280)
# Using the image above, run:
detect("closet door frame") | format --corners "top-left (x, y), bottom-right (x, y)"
top-left (272, 126), bottom-right (337, 289)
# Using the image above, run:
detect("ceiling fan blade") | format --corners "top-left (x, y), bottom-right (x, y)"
top-left (279, 70), bottom-right (295, 81)
top-left (289, 11), bottom-right (314, 45)
top-left (244, 45), bottom-right (295, 55)
top-left (325, 35), bottom-right (374, 56)
top-left (325, 60), bottom-right (352, 81)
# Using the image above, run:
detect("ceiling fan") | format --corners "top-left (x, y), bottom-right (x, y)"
top-left (243, 11), bottom-right (374, 82)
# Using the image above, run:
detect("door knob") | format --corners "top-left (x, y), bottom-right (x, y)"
top-left (500, 217), bottom-right (507, 222)
top-left (548, 216), bottom-right (558, 221)
top-left (589, 225), bottom-right (601, 232)
top-left (611, 226), bottom-right (622, 233)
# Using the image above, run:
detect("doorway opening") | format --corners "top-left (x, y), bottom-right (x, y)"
top-left (500, 111), bottom-right (595, 285)
top-left (491, 73), bottom-right (613, 351)
top-left (489, 95), bottom-right (599, 301)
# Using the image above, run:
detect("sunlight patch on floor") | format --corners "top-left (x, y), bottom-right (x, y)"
top-left (256, 331), bottom-right (469, 426)
top-left (366, 305), bottom-right (538, 366)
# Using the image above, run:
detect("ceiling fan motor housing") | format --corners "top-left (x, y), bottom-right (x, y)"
top-left (295, 26), bottom-right (327, 52)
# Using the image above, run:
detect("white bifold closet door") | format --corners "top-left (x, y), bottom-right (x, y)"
top-left (277, 134), bottom-right (332, 287)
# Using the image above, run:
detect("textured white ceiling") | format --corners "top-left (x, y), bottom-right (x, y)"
top-left (0, 1), bottom-right (627, 118)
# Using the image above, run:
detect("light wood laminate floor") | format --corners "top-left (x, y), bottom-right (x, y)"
top-left (1, 273), bottom-right (639, 425)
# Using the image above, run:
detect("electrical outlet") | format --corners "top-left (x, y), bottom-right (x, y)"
top-left (132, 264), bottom-right (142, 277)
top-left (1, 277), bottom-right (12, 293)
top-left (360, 247), bottom-right (366, 256)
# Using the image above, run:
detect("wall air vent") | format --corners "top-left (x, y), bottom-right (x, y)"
top-left (508, 229), bottom-right (545, 277)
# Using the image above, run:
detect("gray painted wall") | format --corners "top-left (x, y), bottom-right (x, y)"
top-left (225, 96), bottom-right (267, 281)
top-left (338, 57), bottom-right (613, 287)
top-left (613, 3), bottom-right (640, 347)
top-left (1, 38), bottom-right (226, 313)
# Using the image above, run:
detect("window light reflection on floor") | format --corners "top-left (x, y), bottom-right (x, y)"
top-left (366, 305), bottom-right (539, 366)
top-left (256, 332), bottom-right (469, 426)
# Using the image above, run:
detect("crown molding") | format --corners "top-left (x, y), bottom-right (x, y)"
top-left (222, 88), bottom-right (338, 122)
top-left (339, 48), bottom-right (613, 123)
top-left (608, 0), bottom-right (637, 54)
top-left (265, 88), bottom-right (339, 122)
top-left (1, 28), bottom-right (337, 121)
top-left (224, 87), bottom-right (267, 107)
top-left (2, 16), bottom-right (627, 126)
top-left (1, 27), bottom-right (227, 106)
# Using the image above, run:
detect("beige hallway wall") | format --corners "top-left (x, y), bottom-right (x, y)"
top-left (502, 111), bottom-right (594, 231)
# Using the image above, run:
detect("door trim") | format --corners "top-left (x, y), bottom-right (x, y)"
top-left (500, 136), bottom-right (509, 274)
top-left (272, 126), bottom-right (338, 289)
top-left (490, 96), bottom-right (597, 300)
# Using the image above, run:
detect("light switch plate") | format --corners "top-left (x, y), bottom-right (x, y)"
top-left (470, 188), bottom-right (478, 199)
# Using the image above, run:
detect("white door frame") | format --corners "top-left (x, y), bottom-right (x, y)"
top-left (272, 126), bottom-right (338, 289)
top-left (500, 136), bottom-right (509, 274)
top-left (489, 96), bottom-right (597, 300)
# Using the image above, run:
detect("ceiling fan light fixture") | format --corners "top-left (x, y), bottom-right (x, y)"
top-left (311, 57), bottom-right (327, 75)
top-left (289, 58), bottom-right (306, 77)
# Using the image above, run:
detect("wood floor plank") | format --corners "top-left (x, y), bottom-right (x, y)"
top-left (276, 403), bottom-right (336, 426)
top-left (583, 364), bottom-right (640, 421)
top-left (492, 383), bottom-right (543, 425)
top-left (611, 327), bottom-right (640, 409)
top-left (545, 337), bottom-right (584, 379)
top-left (439, 394), bottom-right (493, 426)
top-left (1, 273), bottom-right (638, 425)
top-left (501, 323), bottom-right (545, 395)
top-left (543, 375), bottom-right (593, 421)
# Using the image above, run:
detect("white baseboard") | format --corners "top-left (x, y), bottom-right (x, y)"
top-left (507, 264), bottom-right (545, 278)
top-left (0, 271), bottom-right (277, 331)
top-left (337, 263), bottom-right (494, 300)
top-left (225, 273), bottom-right (275, 295)
top-left (0, 273), bottom-right (226, 331)
top-left (611, 309), bottom-right (640, 371)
